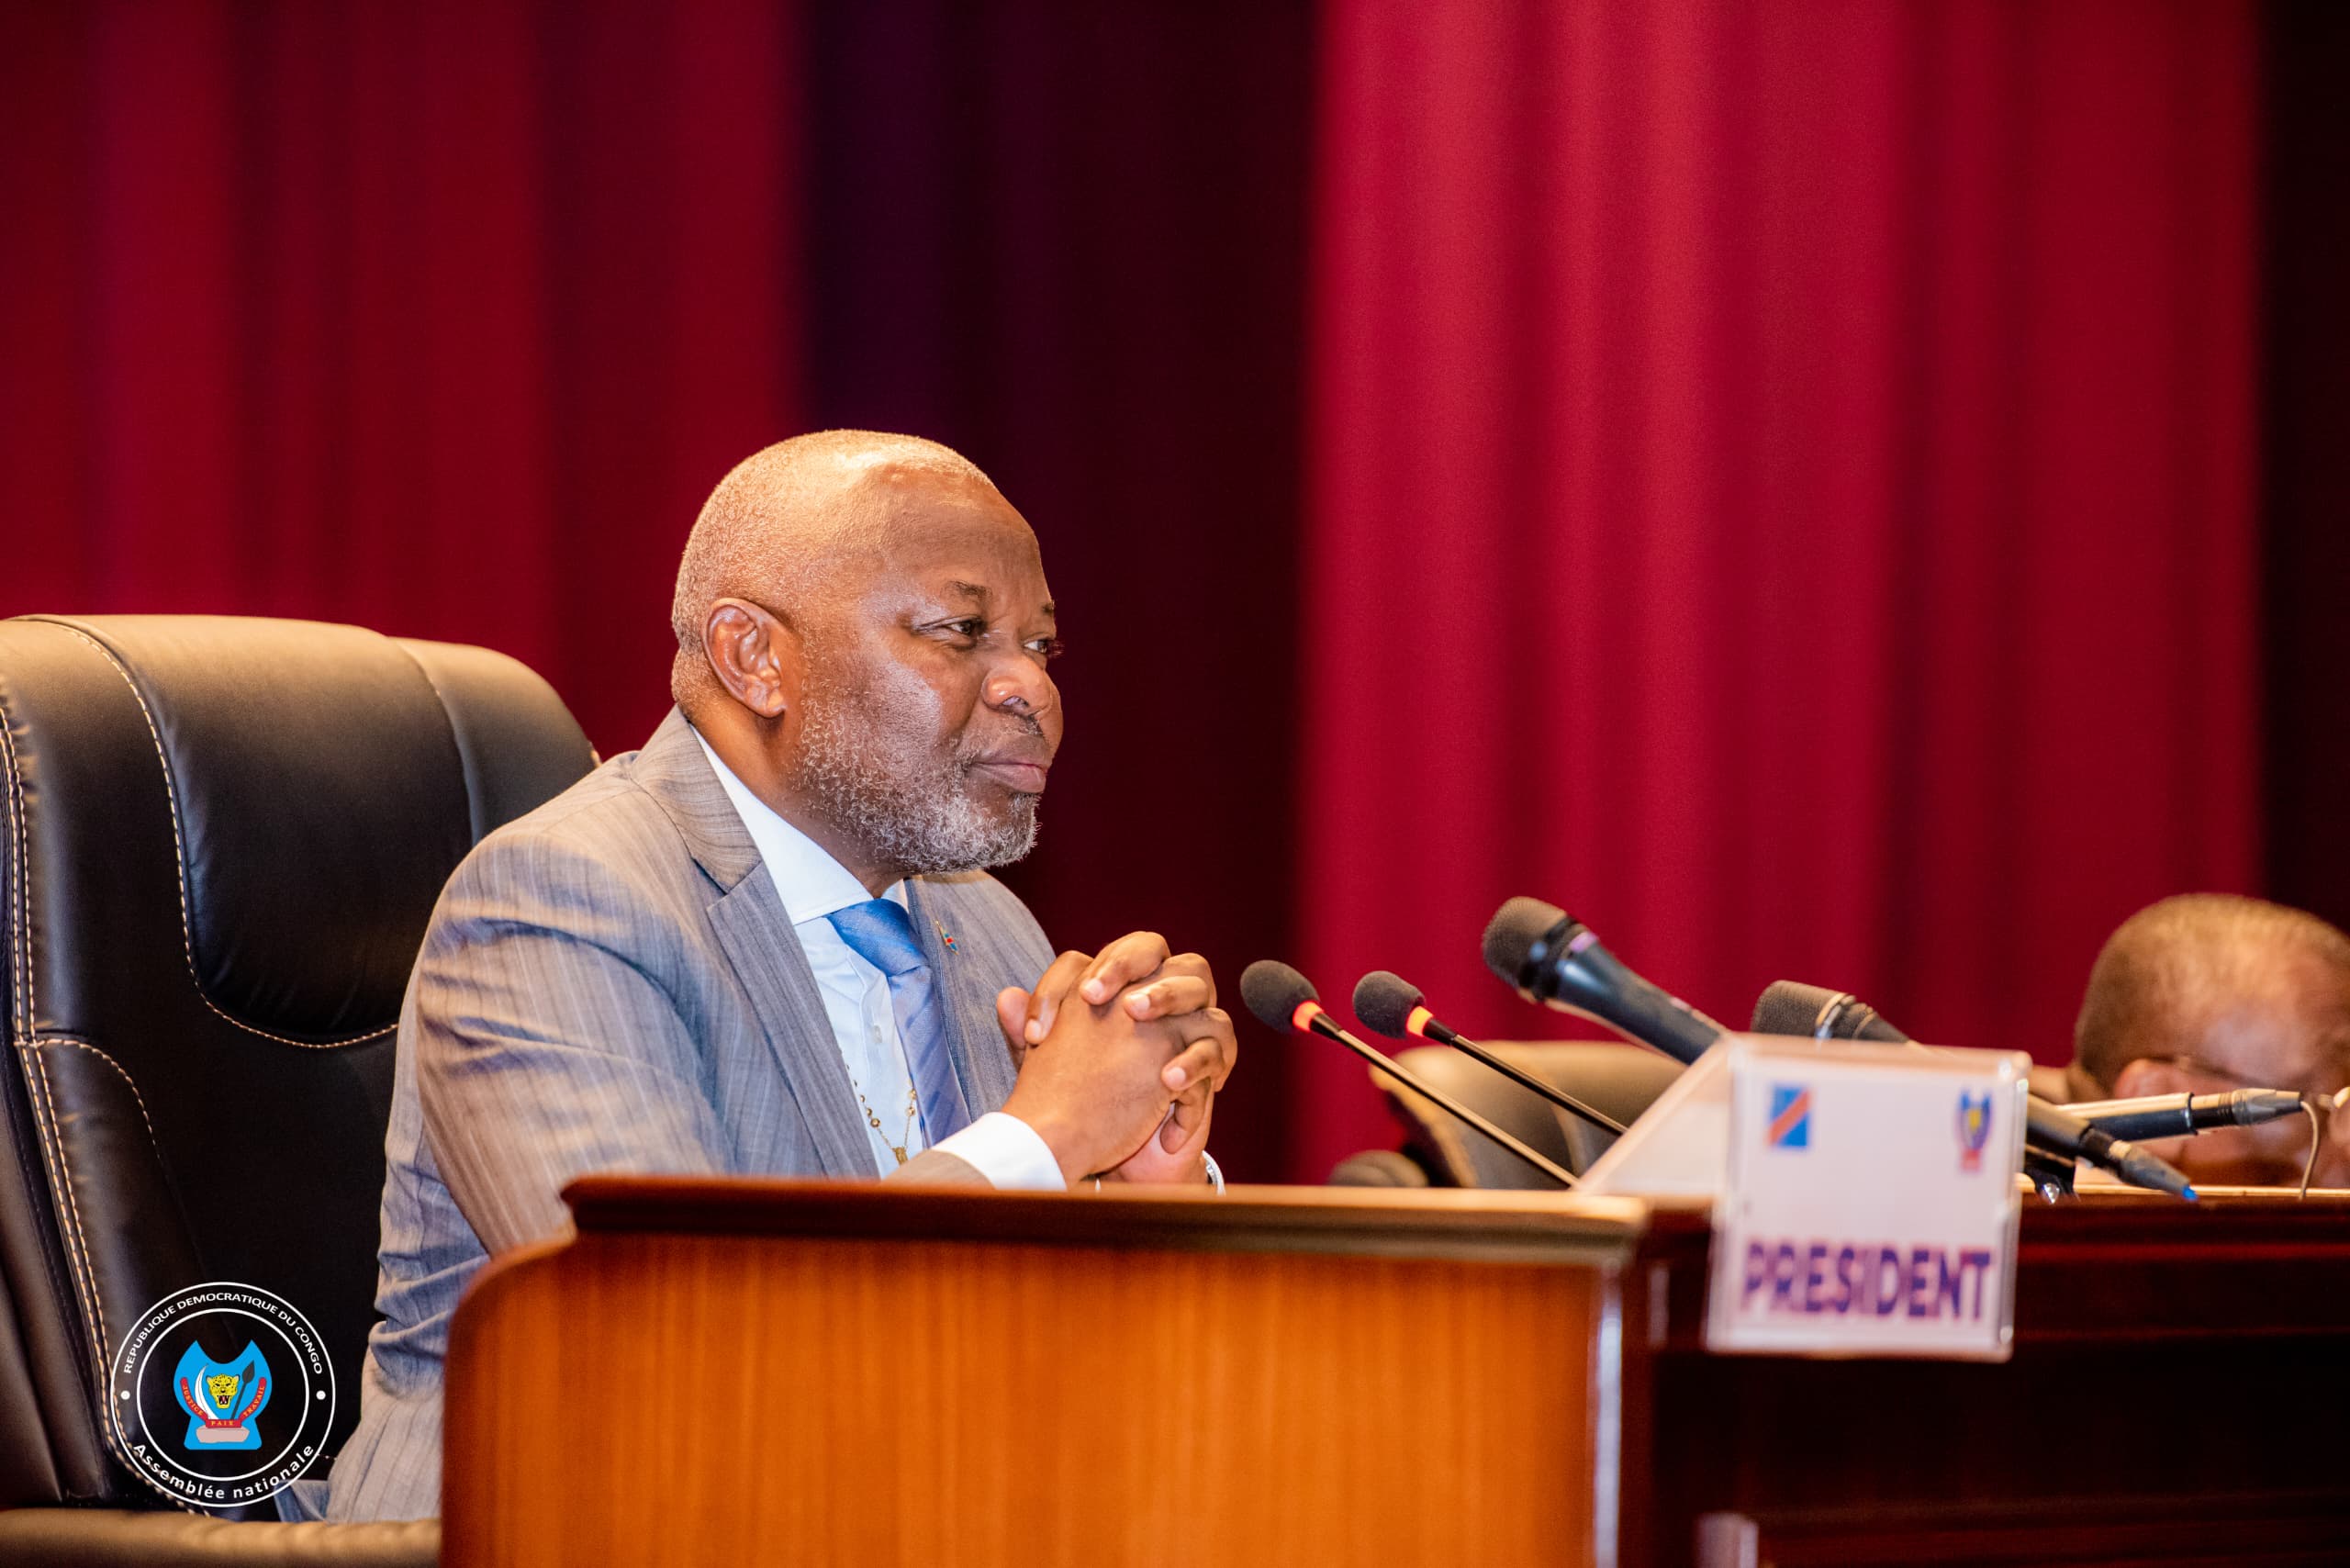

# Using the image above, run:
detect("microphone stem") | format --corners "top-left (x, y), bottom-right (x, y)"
top-left (1322, 1027), bottom-right (1579, 1188)
top-left (1428, 1026), bottom-right (1628, 1136)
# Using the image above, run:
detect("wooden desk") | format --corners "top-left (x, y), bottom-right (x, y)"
top-left (442, 1181), bottom-right (1650, 1568)
top-left (442, 1182), bottom-right (2350, 1568)
top-left (1641, 1188), bottom-right (2350, 1566)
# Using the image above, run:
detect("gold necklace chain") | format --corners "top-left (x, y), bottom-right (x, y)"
top-left (847, 1070), bottom-right (920, 1165)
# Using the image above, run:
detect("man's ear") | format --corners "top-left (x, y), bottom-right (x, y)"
top-left (2111, 1056), bottom-right (2197, 1099)
top-left (702, 598), bottom-right (805, 722)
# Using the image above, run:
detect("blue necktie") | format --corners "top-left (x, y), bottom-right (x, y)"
top-left (826, 899), bottom-right (971, 1148)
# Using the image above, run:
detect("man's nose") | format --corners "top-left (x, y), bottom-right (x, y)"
top-left (983, 655), bottom-right (1054, 717)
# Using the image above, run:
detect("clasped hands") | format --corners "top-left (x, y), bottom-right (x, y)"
top-left (995, 932), bottom-right (1237, 1187)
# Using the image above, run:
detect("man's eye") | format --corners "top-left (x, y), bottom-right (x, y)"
top-left (938, 618), bottom-right (986, 640)
top-left (1027, 636), bottom-right (1066, 662)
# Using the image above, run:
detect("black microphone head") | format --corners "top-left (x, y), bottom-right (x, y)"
top-left (1483, 896), bottom-right (1572, 987)
top-left (1751, 980), bottom-right (1847, 1037)
top-left (1751, 979), bottom-right (1912, 1043)
top-left (1240, 960), bottom-right (1320, 1033)
top-left (1351, 970), bottom-right (1425, 1038)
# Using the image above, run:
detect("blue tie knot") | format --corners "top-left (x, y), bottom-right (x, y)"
top-left (826, 899), bottom-right (929, 979)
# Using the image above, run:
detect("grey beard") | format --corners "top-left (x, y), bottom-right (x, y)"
top-left (792, 691), bottom-right (1041, 877)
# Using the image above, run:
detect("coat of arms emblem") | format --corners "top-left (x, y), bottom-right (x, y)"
top-left (173, 1340), bottom-right (270, 1450)
top-left (1955, 1090), bottom-right (1994, 1173)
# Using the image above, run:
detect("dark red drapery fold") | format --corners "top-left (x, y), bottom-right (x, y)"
top-left (0, 0), bottom-right (802, 755)
top-left (1298, 0), bottom-right (2261, 1180)
top-left (798, 1), bottom-right (1314, 1178)
top-left (0, 0), bottom-right (1313, 1177)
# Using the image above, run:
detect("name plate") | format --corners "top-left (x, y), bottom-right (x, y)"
top-left (1705, 1036), bottom-right (2026, 1361)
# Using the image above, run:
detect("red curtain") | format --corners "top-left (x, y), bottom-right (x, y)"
top-left (1298, 0), bottom-right (2261, 1179)
top-left (0, 0), bottom-right (1315, 1178)
top-left (794, 2), bottom-right (1315, 1179)
top-left (1, 1), bottom-right (2277, 1182)
top-left (0, 0), bottom-right (801, 755)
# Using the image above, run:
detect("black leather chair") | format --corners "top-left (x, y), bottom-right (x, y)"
top-left (1341, 1042), bottom-right (1685, 1188)
top-left (0, 616), bottom-right (595, 1563)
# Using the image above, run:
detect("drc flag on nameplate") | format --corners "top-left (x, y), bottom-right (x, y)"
top-left (1766, 1084), bottom-right (1811, 1148)
top-left (1707, 1035), bottom-right (2027, 1362)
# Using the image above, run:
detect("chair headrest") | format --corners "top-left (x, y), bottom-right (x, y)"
top-left (2, 614), bottom-right (592, 1039)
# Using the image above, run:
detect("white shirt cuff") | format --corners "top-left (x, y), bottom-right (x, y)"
top-left (935, 1111), bottom-right (1065, 1191)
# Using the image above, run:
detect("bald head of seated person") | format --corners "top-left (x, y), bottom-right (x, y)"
top-left (2065, 893), bottom-right (2350, 1189)
top-left (288, 431), bottom-right (1237, 1523)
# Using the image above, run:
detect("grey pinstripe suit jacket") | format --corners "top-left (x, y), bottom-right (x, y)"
top-left (285, 708), bottom-right (1055, 1523)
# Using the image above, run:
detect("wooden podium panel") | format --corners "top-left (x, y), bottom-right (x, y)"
top-left (443, 1180), bottom-right (2350, 1567)
top-left (441, 1182), bottom-right (1650, 1568)
top-left (1641, 1189), bottom-right (2350, 1567)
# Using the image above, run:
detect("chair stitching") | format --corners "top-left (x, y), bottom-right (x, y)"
top-left (2, 707), bottom-right (31, 1039)
top-left (0, 708), bottom-right (88, 1435)
top-left (20, 1043), bottom-right (109, 1372)
top-left (25, 1048), bottom-right (106, 1355)
top-left (31, 1037), bottom-right (162, 1150)
top-left (40, 622), bottom-right (393, 1050)
top-left (1, 1083), bottom-right (83, 1435)
top-left (10, 659), bottom-right (279, 1507)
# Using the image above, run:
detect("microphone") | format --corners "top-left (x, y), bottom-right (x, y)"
top-left (1750, 980), bottom-right (2198, 1202)
top-left (1239, 960), bottom-right (1578, 1189)
top-left (1481, 897), bottom-right (1729, 1065)
top-left (1750, 980), bottom-right (1907, 1044)
top-left (1351, 969), bottom-right (1628, 1137)
top-left (2065, 1089), bottom-right (2306, 1143)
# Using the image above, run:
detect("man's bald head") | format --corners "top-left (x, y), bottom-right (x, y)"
top-left (669, 431), bottom-right (998, 710)
top-left (665, 430), bottom-right (1059, 890)
top-left (2073, 893), bottom-right (2350, 1093)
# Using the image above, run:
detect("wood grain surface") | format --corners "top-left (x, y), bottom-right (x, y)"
top-left (1638, 1189), bottom-right (2350, 1568)
top-left (448, 1180), bottom-right (2350, 1566)
top-left (442, 1181), bottom-right (1640, 1568)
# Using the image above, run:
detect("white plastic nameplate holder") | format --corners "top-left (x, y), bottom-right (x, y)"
top-left (1580, 1033), bottom-right (2028, 1361)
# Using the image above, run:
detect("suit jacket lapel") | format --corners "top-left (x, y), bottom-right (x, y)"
top-left (706, 884), bottom-right (877, 1177)
top-left (901, 878), bottom-right (1022, 1117)
top-left (632, 708), bottom-right (875, 1179)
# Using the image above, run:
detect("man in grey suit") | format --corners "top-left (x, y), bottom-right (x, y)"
top-left (290, 431), bottom-right (1238, 1522)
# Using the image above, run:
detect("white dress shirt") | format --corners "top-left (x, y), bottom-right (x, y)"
top-left (691, 729), bottom-right (1064, 1190)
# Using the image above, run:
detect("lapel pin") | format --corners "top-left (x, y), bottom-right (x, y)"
top-left (934, 920), bottom-right (957, 952)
